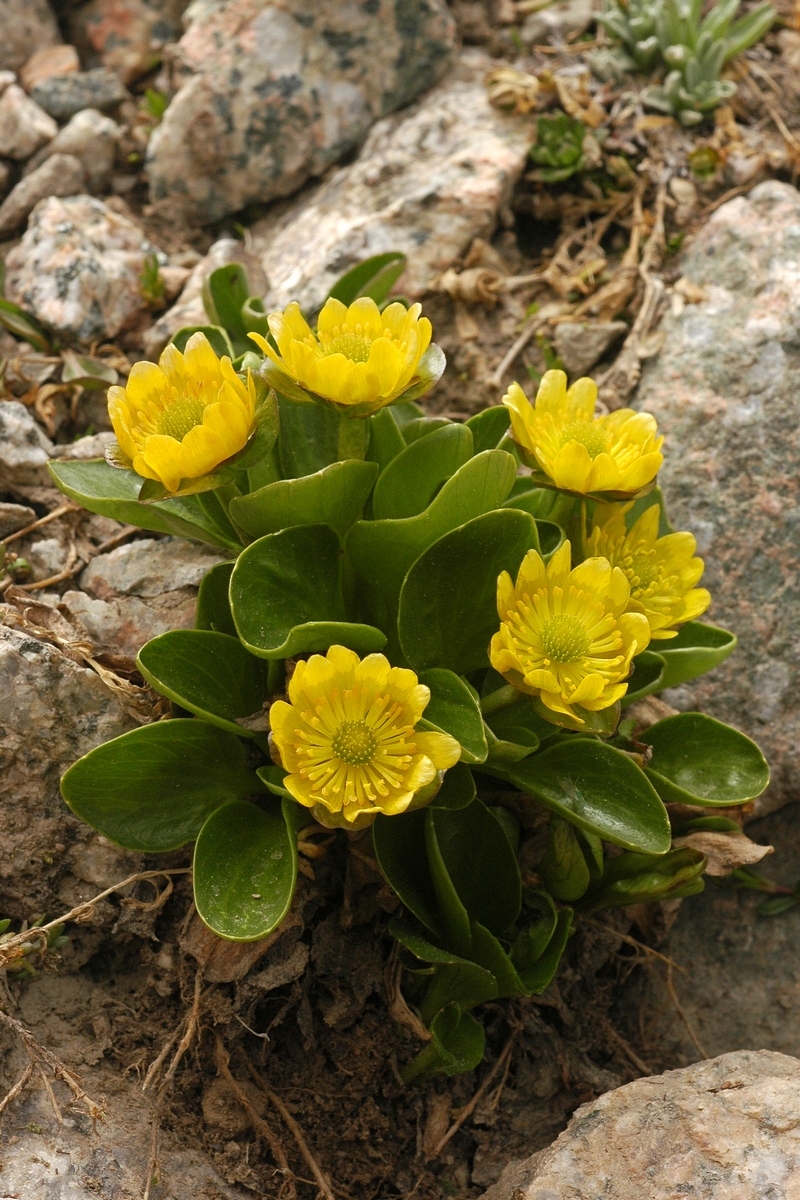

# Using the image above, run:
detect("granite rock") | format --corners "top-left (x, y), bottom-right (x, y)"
top-left (481, 1050), bottom-right (800, 1200)
top-left (0, 83), bottom-right (57, 160)
top-left (64, 535), bottom-right (228, 657)
top-left (0, 0), bottom-right (60, 73)
top-left (0, 400), bottom-right (54, 489)
top-left (520, 0), bottom-right (597, 45)
top-left (147, 0), bottom-right (456, 224)
top-left (635, 180), bottom-right (800, 816)
top-left (24, 108), bottom-right (121, 193)
top-left (252, 52), bottom-right (535, 313)
top-left (0, 501), bottom-right (36, 536)
top-left (30, 67), bottom-right (129, 120)
top-left (0, 623), bottom-right (138, 919)
top-left (0, 153), bottom-right (86, 238)
top-left (554, 320), bottom-right (628, 379)
top-left (19, 43), bottom-right (80, 92)
top-left (4, 195), bottom-right (160, 344)
top-left (64, 0), bottom-right (191, 85)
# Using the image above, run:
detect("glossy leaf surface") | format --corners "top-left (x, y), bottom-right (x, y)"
top-left (656, 621), bottom-right (737, 689)
top-left (419, 669), bottom-right (488, 764)
top-left (230, 459), bottom-right (378, 538)
top-left (61, 720), bottom-right (256, 851)
top-left (640, 713), bottom-right (770, 806)
top-left (327, 252), bottom-right (407, 307)
top-left (372, 424), bottom-right (473, 520)
top-left (194, 799), bottom-right (297, 940)
top-left (195, 562), bottom-right (236, 636)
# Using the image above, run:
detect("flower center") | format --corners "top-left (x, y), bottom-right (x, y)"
top-left (560, 421), bottom-right (609, 459)
top-left (629, 553), bottom-right (660, 592)
top-left (156, 391), bottom-right (207, 441)
top-left (322, 327), bottom-right (373, 363)
top-left (330, 719), bottom-right (379, 766)
top-left (541, 613), bottom-right (592, 663)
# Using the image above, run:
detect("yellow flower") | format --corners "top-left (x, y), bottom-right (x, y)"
top-left (107, 333), bottom-right (256, 494)
top-left (249, 296), bottom-right (434, 414)
top-left (502, 371), bottom-right (664, 499)
top-left (490, 541), bottom-right (651, 722)
top-left (268, 645), bottom-right (460, 828)
top-left (588, 503), bottom-right (711, 639)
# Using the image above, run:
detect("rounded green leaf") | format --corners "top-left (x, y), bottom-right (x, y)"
top-left (656, 621), bottom-right (737, 689)
top-left (491, 738), bottom-right (671, 853)
top-left (418, 669), bottom-right (488, 764)
top-left (465, 406), bottom-right (511, 453)
top-left (193, 800), bottom-right (298, 941)
top-left (429, 763), bottom-right (476, 810)
top-left (230, 523), bottom-right (386, 659)
top-left (621, 650), bottom-right (666, 706)
top-left (60, 720), bottom-right (256, 851)
top-left (538, 817), bottom-right (591, 902)
top-left (398, 508), bottom-right (539, 674)
top-left (373, 808), bottom-right (442, 936)
top-left (230, 459), bottom-right (378, 539)
top-left (137, 630), bottom-right (267, 737)
top-left (372, 424), bottom-right (473, 520)
top-left (47, 459), bottom-right (240, 549)
top-left (640, 712), bottom-right (770, 806)
top-left (431, 800), bottom-right (522, 937)
top-left (346, 450), bottom-right (519, 616)
top-left (327, 252), bottom-right (407, 308)
top-left (195, 562), bottom-right (236, 637)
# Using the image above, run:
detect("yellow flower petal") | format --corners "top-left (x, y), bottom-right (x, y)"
top-left (414, 731), bottom-right (462, 770)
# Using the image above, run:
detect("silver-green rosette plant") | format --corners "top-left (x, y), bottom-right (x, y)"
top-left (48, 256), bottom-right (770, 1081)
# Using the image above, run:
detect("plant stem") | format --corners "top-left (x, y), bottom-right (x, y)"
top-left (337, 413), bottom-right (369, 460)
top-left (480, 684), bottom-right (518, 717)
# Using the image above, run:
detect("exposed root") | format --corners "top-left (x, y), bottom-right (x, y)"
top-left (245, 1059), bottom-right (337, 1200)
top-left (0, 1007), bottom-right (104, 1126)
top-left (666, 962), bottom-right (709, 1061)
top-left (430, 1026), bottom-right (519, 1159)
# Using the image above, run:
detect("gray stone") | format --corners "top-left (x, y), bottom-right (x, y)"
top-left (0, 0), bottom-right (60, 73)
top-left (635, 180), bottom-right (800, 816)
top-left (521, 0), bottom-right (596, 45)
top-left (0, 623), bottom-right (138, 918)
top-left (0, 501), bottom-right (35, 536)
top-left (0, 69), bottom-right (15, 94)
top-left (481, 1050), bottom-right (800, 1200)
top-left (81, 536), bottom-right (227, 599)
top-left (0, 83), bottom-right (57, 160)
top-left (55, 431), bottom-right (117, 460)
top-left (252, 52), bottom-right (536, 313)
top-left (147, 0), bottom-right (456, 225)
top-left (4, 195), bottom-right (160, 344)
top-left (24, 108), bottom-right (121, 194)
top-left (0, 153), bottom-right (86, 237)
top-left (0, 400), bottom-right (54, 489)
top-left (26, 535), bottom-right (67, 578)
top-left (30, 67), bottom-right (129, 121)
top-left (553, 320), bottom-right (628, 378)
top-left (142, 236), bottom-right (267, 359)
top-left (64, 0), bottom-right (190, 85)
top-left (62, 588), bottom-right (202, 658)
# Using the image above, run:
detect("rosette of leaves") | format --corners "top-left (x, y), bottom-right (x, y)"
top-left (598, 0), bottom-right (774, 124)
top-left (529, 114), bottom-right (587, 183)
top-left (50, 258), bottom-right (769, 1080)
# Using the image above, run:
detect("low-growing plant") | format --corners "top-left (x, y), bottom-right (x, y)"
top-left (48, 255), bottom-right (769, 1079)
top-left (529, 113), bottom-right (588, 182)
top-left (597, 0), bottom-right (775, 124)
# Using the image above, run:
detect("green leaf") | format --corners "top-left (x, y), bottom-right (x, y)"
top-left (60, 720), bottom-right (256, 851)
top-left (431, 800), bottom-right (522, 937)
top-left (171, 324), bottom-right (235, 359)
top-left (428, 762), bottom-right (476, 810)
top-left (256, 764), bottom-right (290, 799)
top-left (640, 712), bottom-right (770, 806)
top-left (372, 425), bottom-right (472, 520)
top-left (0, 298), bottom-right (50, 351)
top-left (230, 460), bottom-right (378, 539)
top-left (277, 394), bottom-right (341, 477)
top-left (137, 630), bottom-right (267, 737)
top-left (47, 458), bottom-right (241, 550)
top-left (373, 808), bottom-right (442, 936)
top-left (488, 738), bottom-right (671, 853)
top-left (510, 891), bottom-right (557, 972)
top-left (202, 263), bottom-right (252, 354)
top-left (583, 848), bottom-right (706, 911)
top-left (531, 696), bottom-right (621, 736)
top-left (465, 407), bottom-right (511, 453)
top-left (516, 907), bottom-right (572, 992)
top-left (484, 696), bottom-right (553, 760)
top-left (193, 799), bottom-right (297, 941)
top-left (327, 253), bottom-right (407, 308)
top-left (399, 416), bottom-right (453, 444)
top-left (538, 816), bottom-right (591, 902)
top-left (403, 1002), bottom-right (485, 1083)
top-left (425, 809), bottom-right (473, 956)
top-left (419, 669), bottom-right (488, 764)
top-left (230, 524), bottom-right (386, 659)
top-left (61, 350), bottom-right (118, 389)
top-left (389, 918), bottom-right (498, 1015)
top-left (398, 508), bottom-right (539, 674)
top-left (346, 451), bottom-right (520, 625)
top-left (366, 407), bottom-right (406, 473)
top-left (622, 650), bottom-right (666, 706)
top-left (655, 621), bottom-right (737, 689)
top-left (196, 562), bottom-right (237, 636)
top-left (241, 295), bottom-right (270, 337)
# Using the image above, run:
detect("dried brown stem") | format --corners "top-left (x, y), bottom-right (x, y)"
top-left (245, 1060), bottom-right (336, 1200)
top-left (0, 503), bottom-right (77, 546)
top-left (666, 963), bottom-right (708, 1061)
top-left (215, 1039), bottom-right (297, 1200)
top-left (430, 1030), bottom-right (518, 1158)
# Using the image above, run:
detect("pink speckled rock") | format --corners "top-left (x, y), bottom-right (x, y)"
top-left (0, 0), bottom-right (60, 73)
top-left (482, 1051), bottom-right (800, 1200)
top-left (252, 52), bottom-right (535, 311)
top-left (4, 195), bottom-right (161, 344)
top-left (634, 180), bottom-right (800, 816)
top-left (146, 0), bottom-right (456, 224)
top-left (64, 0), bottom-right (189, 85)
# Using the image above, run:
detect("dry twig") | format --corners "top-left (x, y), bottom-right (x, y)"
top-left (245, 1060), bottom-right (337, 1200)
top-left (430, 1029), bottom-right (519, 1158)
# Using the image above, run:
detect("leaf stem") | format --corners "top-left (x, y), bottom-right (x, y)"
top-left (480, 684), bottom-right (518, 717)
top-left (337, 413), bottom-right (369, 460)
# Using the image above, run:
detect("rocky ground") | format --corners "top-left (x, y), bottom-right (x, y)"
top-left (1, 0), bottom-right (800, 1197)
